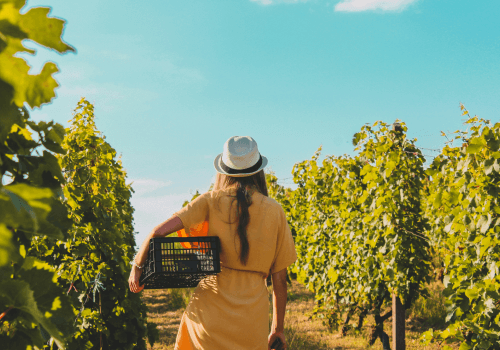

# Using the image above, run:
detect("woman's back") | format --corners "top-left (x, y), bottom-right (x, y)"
top-left (175, 186), bottom-right (296, 280)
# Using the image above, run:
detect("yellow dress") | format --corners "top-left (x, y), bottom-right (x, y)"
top-left (172, 188), bottom-right (298, 350)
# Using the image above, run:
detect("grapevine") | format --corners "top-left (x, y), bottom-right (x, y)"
top-left (0, 1), bottom-right (76, 348)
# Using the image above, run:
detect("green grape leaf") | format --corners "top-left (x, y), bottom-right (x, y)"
top-left (0, 223), bottom-right (20, 266)
top-left (0, 184), bottom-right (65, 239)
top-left (465, 144), bottom-right (482, 154)
top-left (0, 18), bottom-right (27, 39)
top-left (458, 342), bottom-right (472, 350)
top-left (1, 186), bottom-right (39, 231)
top-left (0, 49), bottom-right (60, 108)
top-left (465, 287), bottom-right (479, 300)
top-left (1, 260), bottom-right (72, 349)
top-left (0, 0), bottom-right (74, 109)
top-left (18, 7), bottom-right (75, 53)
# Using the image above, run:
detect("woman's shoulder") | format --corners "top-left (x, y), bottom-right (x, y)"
top-left (260, 194), bottom-right (280, 207)
top-left (207, 188), bottom-right (281, 207)
top-left (206, 188), bottom-right (232, 198)
top-left (252, 193), bottom-right (284, 213)
top-left (204, 188), bottom-right (233, 204)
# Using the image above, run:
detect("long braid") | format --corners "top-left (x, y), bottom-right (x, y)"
top-left (235, 182), bottom-right (252, 265)
top-left (213, 170), bottom-right (268, 266)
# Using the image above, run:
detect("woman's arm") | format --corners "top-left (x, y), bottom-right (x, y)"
top-left (271, 268), bottom-right (288, 333)
top-left (268, 268), bottom-right (288, 350)
top-left (134, 215), bottom-right (184, 266)
top-left (129, 215), bottom-right (184, 293)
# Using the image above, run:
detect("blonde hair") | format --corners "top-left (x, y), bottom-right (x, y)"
top-left (212, 170), bottom-right (268, 195)
top-left (212, 170), bottom-right (268, 265)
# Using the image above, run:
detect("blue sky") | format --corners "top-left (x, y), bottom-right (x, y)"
top-left (22, 0), bottom-right (500, 246)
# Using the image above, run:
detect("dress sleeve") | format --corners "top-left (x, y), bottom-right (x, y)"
top-left (270, 205), bottom-right (298, 275)
top-left (173, 192), bottom-right (210, 234)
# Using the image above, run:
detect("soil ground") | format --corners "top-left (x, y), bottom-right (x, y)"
top-left (141, 278), bottom-right (458, 350)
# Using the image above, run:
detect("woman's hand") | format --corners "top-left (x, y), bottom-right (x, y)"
top-left (268, 330), bottom-right (286, 350)
top-left (128, 216), bottom-right (184, 294)
top-left (128, 265), bottom-right (145, 293)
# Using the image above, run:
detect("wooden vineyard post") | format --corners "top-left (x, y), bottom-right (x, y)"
top-left (392, 294), bottom-right (405, 350)
top-left (392, 122), bottom-right (405, 350)
top-left (100, 290), bottom-right (103, 350)
top-left (100, 254), bottom-right (103, 350)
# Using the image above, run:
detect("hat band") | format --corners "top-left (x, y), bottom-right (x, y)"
top-left (220, 155), bottom-right (263, 175)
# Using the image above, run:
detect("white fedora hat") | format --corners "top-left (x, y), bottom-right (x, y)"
top-left (214, 136), bottom-right (268, 177)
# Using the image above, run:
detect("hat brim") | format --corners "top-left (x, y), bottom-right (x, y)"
top-left (213, 154), bottom-right (268, 177)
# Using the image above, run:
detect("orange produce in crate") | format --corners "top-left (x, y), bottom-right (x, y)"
top-left (177, 221), bottom-right (209, 253)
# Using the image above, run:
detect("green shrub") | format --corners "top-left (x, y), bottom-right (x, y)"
top-left (407, 281), bottom-right (447, 327)
top-left (169, 287), bottom-right (196, 310)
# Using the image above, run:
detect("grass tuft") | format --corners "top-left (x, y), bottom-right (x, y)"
top-left (406, 281), bottom-right (448, 330)
top-left (168, 287), bottom-right (195, 310)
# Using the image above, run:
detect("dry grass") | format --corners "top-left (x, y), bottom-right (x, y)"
top-left (142, 278), bottom-right (458, 350)
top-left (142, 287), bottom-right (196, 350)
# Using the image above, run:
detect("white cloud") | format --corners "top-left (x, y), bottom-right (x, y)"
top-left (55, 83), bottom-right (160, 113)
top-left (250, 0), bottom-right (417, 10)
top-left (128, 178), bottom-right (173, 197)
top-left (158, 60), bottom-right (206, 86)
top-left (334, 0), bottom-right (418, 12)
top-left (132, 193), bottom-right (187, 219)
top-left (127, 178), bottom-right (193, 245)
top-left (131, 192), bottom-right (192, 246)
top-left (251, 0), bottom-right (309, 5)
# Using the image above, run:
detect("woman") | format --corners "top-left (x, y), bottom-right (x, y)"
top-left (129, 136), bottom-right (297, 350)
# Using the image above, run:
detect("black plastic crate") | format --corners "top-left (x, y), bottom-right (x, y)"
top-left (139, 236), bottom-right (221, 289)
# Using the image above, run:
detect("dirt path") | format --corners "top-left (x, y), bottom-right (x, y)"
top-left (141, 278), bottom-right (457, 350)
